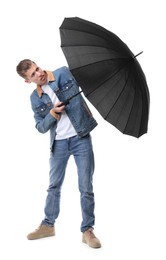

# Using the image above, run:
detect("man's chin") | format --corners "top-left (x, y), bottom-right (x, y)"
top-left (40, 78), bottom-right (47, 86)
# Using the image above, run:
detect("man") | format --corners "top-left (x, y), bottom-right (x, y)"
top-left (16, 59), bottom-right (101, 248)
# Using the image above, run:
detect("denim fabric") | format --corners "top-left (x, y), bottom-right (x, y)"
top-left (41, 134), bottom-right (95, 232)
top-left (30, 66), bottom-right (98, 151)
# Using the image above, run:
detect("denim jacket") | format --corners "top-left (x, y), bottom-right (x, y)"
top-left (30, 66), bottom-right (98, 151)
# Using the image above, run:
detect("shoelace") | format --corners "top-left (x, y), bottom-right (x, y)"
top-left (86, 229), bottom-right (96, 239)
top-left (35, 225), bottom-right (42, 231)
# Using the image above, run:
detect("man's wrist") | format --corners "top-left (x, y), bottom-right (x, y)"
top-left (50, 108), bottom-right (60, 120)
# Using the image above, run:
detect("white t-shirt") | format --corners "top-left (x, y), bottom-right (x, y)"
top-left (42, 84), bottom-right (77, 140)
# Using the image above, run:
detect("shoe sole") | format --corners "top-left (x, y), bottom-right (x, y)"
top-left (82, 238), bottom-right (101, 248)
top-left (27, 233), bottom-right (55, 240)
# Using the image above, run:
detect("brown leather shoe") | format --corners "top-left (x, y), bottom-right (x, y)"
top-left (27, 224), bottom-right (55, 240)
top-left (82, 228), bottom-right (101, 248)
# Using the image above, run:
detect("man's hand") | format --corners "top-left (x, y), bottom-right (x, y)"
top-left (50, 102), bottom-right (65, 120)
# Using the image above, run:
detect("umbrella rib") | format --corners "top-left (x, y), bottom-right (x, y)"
top-left (60, 25), bottom-right (127, 52)
top-left (62, 43), bottom-right (131, 56)
top-left (123, 68), bottom-right (144, 136)
top-left (84, 57), bottom-right (132, 97)
top-left (104, 70), bottom-right (131, 121)
top-left (62, 46), bottom-right (131, 64)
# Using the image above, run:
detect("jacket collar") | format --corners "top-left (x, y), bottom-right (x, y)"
top-left (36, 71), bottom-right (55, 97)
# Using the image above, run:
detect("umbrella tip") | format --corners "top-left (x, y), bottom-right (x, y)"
top-left (134, 51), bottom-right (143, 58)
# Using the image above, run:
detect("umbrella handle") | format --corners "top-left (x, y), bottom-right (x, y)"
top-left (58, 100), bottom-right (70, 107)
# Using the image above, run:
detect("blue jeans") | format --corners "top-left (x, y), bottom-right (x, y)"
top-left (42, 134), bottom-right (95, 232)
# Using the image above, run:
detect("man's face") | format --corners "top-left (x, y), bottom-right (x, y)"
top-left (25, 63), bottom-right (47, 86)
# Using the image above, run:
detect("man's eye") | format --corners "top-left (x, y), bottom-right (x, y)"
top-left (36, 67), bottom-right (39, 71)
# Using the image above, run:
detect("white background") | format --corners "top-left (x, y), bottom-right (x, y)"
top-left (0, 0), bottom-right (165, 259)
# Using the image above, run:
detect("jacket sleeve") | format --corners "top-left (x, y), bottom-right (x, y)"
top-left (30, 94), bottom-right (57, 134)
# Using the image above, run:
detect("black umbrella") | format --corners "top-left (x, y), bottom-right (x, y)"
top-left (59, 17), bottom-right (150, 138)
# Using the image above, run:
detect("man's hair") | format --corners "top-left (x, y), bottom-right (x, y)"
top-left (16, 59), bottom-right (35, 78)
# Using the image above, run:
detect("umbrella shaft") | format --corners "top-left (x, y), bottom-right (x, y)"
top-left (134, 51), bottom-right (143, 58)
top-left (58, 90), bottom-right (83, 106)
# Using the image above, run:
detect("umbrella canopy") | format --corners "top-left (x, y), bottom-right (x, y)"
top-left (59, 17), bottom-right (150, 138)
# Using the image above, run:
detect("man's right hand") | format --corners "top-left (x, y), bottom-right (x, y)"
top-left (49, 102), bottom-right (65, 120)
